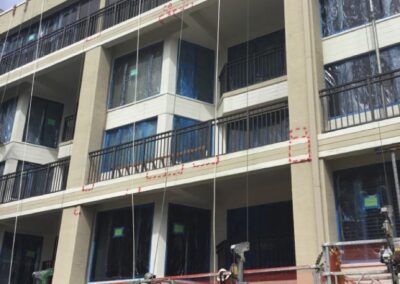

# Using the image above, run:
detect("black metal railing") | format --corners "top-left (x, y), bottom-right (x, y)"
top-left (219, 47), bottom-right (286, 94)
top-left (0, 158), bottom-right (70, 204)
top-left (88, 103), bottom-right (289, 183)
top-left (61, 115), bottom-right (76, 142)
top-left (320, 68), bottom-right (400, 132)
top-left (0, 0), bottom-right (170, 75)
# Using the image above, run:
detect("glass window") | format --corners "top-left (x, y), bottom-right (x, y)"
top-left (334, 162), bottom-right (400, 241)
top-left (0, 232), bottom-right (43, 284)
top-left (24, 97), bottom-right (64, 148)
top-left (0, 97), bottom-right (17, 144)
top-left (324, 44), bottom-right (400, 117)
top-left (108, 42), bottom-right (163, 109)
top-left (177, 41), bottom-right (215, 103)
top-left (172, 116), bottom-right (211, 163)
top-left (90, 204), bottom-right (154, 281)
top-left (226, 108), bottom-right (289, 154)
top-left (103, 118), bottom-right (158, 148)
top-left (222, 30), bottom-right (286, 93)
top-left (320, 0), bottom-right (400, 37)
top-left (226, 202), bottom-right (295, 269)
top-left (165, 204), bottom-right (210, 276)
top-left (102, 118), bottom-right (157, 172)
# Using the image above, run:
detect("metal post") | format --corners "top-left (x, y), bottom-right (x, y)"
top-left (391, 151), bottom-right (400, 235)
top-left (368, 0), bottom-right (387, 118)
top-left (323, 244), bottom-right (332, 284)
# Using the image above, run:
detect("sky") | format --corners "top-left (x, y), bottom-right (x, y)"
top-left (0, 0), bottom-right (22, 11)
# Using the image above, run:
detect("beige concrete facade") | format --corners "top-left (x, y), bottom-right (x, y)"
top-left (0, 0), bottom-right (399, 282)
top-left (67, 46), bottom-right (110, 188)
top-left (285, 0), bottom-right (326, 265)
top-left (53, 205), bottom-right (94, 283)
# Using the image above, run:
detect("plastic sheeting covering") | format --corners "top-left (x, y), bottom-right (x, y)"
top-left (320, 0), bottom-right (400, 37)
top-left (334, 162), bottom-right (400, 241)
top-left (324, 44), bottom-right (400, 117)
top-left (0, 98), bottom-right (17, 144)
top-left (90, 204), bottom-right (154, 281)
top-left (108, 42), bottom-right (163, 109)
top-left (102, 118), bottom-right (157, 171)
top-left (176, 41), bottom-right (215, 103)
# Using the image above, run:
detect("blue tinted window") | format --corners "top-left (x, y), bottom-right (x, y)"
top-left (103, 117), bottom-right (158, 148)
top-left (177, 41), bottom-right (214, 103)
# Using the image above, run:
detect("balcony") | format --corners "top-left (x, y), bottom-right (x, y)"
top-left (0, 158), bottom-right (70, 204)
top-left (88, 103), bottom-right (289, 183)
top-left (219, 46), bottom-right (286, 94)
top-left (320, 68), bottom-right (400, 132)
top-left (61, 115), bottom-right (76, 142)
top-left (0, 0), bottom-right (170, 75)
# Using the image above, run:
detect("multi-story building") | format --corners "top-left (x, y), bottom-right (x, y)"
top-left (0, 0), bottom-right (399, 283)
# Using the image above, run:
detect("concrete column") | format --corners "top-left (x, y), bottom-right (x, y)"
top-left (320, 160), bottom-right (338, 242)
top-left (160, 37), bottom-right (178, 95)
top-left (150, 198), bottom-right (168, 277)
top-left (10, 91), bottom-right (29, 142)
top-left (53, 206), bottom-right (94, 284)
top-left (157, 113), bottom-right (174, 133)
top-left (3, 159), bottom-right (18, 174)
top-left (66, 46), bottom-right (111, 188)
top-left (284, 0), bottom-right (327, 266)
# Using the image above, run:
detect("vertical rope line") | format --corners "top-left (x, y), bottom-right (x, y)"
top-left (364, 2), bottom-right (392, 214)
top-left (130, 0), bottom-right (144, 278)
top-left (8, 1), bottom-right (47, 283)
top-left (212, 0), bottom-right (221, 275)
top-left (244, 0), bottom-right (250, 244)
top-left (152, 0), bottom-right (186, 274)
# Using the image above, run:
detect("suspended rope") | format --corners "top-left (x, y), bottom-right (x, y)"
top-left (151, 0), bottom-right (187, 275)
top-left (244, 0), bottom-right (251, 244)
top-left (363, 1), bottom-right (392, 213)
top-left (129, 0), bottom-right (145, 278)
top-left (8, 0), bottom-right (47, 283)
top-left (212, 0), bottom-right (221, 274)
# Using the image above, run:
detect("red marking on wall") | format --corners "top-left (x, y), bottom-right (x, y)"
top-left (73, 207), bottom-right (81, 216)
top-left (145, 164), bottom-right (185, 180)
top-left (192, 155), bottom-right (219, 168)
top-left (288, 127), bottom-right (312, 164)
top-left (81, 183), bottom-right (95, 192)
top-left (158, 1), bottom-right (194, 23)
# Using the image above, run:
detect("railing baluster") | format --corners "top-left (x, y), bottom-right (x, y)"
top-left (0, 0), bottom-right (171, 75)
top-left (320, 68), bottom-right (400, 132)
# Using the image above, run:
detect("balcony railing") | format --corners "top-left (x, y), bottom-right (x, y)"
top-left (0, 0), bottom-right (170, 75)
top-left (61, 115), bottom-right (76, 142)
top-left (0, 158), bottom-right (70, 204)
top-left (219, 47), bottom-right (286, 94)
top-left (320, 68), bottom-right (400, 132)
top-left (88, 103), bottom-right (289, 183)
